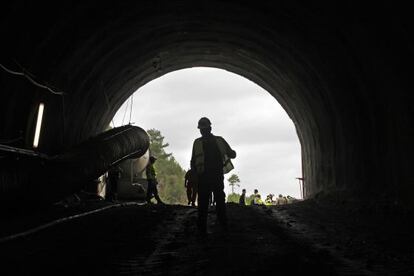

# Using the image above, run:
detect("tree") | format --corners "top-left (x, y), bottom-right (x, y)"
top-left (227, 174), bottom-right (241, 194)
top-left (146, 129), bottom-right (172, 159)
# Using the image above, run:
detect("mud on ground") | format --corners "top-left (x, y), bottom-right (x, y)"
top-left (1, 198), bottom-right (413, 275)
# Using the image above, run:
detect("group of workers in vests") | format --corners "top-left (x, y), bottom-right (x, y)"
top-left (253, 192), bottom-right (295, 206)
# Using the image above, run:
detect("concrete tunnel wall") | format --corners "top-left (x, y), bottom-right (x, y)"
top-left (0, 1), bottom-right (413, 208)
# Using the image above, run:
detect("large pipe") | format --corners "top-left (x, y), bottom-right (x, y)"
top-left (1, 125), bottom-right (149, 207)
top-left (46, 125), bottom-right (150, 201)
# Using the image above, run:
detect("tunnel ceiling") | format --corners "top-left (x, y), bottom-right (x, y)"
top-left (1, 1), bottom-right (413, 205)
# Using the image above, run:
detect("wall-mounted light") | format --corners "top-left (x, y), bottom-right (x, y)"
top-left (33, 103), bottom-right (44, 148)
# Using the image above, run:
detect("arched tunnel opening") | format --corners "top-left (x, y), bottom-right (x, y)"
top-left (1, 1), bottom-right (413, 274)
top-left (1, 1), bottom-right (412, 208)
top-left (110, 67), bottom-right (302, 204)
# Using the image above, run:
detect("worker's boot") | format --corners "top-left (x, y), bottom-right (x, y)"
top-left (155, 195), bottom-right (165, 205)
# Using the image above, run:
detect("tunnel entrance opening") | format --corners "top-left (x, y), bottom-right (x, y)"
top-left (110, 67), bottom-right (302, 205)
top-left (1, 1), bottom-right (412, 214)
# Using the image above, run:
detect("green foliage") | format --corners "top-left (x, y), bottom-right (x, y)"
top-left (227, 193), bottom-right (240, 203)
top-left (147, 129), bottom-right (187, 205)
top-left (146, 129), bottom-right (172, 159)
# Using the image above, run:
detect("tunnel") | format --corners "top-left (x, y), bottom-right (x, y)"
top-left (1, 1), bottom-right (413, 212)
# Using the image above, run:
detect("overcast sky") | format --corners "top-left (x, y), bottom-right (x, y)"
top-left (113, 67), bottom-right (302, 199)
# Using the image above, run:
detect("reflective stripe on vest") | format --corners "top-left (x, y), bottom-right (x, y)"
top-left (193, 136), bottom-right (234, 174)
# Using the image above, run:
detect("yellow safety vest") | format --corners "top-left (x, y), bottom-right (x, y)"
top-left (193, 136), bottom-right (234, 174)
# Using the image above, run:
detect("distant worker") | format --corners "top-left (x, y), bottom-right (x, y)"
top-left (191, 117), bottom-right (236, 236)
top-left (286, 195), bottom-right (297, 204)
top-left (107, 165), bottom-right (122, 202)
top-left (146, 156), bottom-right (164, 205)
top-left (239, 189), bottom-right (246, 205)
top-left (184, 168), bottom-right (198, 206)
top-left (277, 194), bottom-right (287, 205)
top-left (251, 189), bottom-right (260, 205)
top-left (254, 194), bottom-right (264, 205)
top-left (265, 194), bottom-right (274, 205)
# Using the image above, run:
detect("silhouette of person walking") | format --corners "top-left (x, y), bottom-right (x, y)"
top-left (145, 156), bottom-right (164, 205)
top-left (184, 168), bottom-right (198, 206)
top-left (239, 189), bottom-right (246, 205)
top-left (191, 117), bottom-right (236, 236)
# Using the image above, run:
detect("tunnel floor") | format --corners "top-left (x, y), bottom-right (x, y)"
top-left (0, 199), bottom-right (413, 275)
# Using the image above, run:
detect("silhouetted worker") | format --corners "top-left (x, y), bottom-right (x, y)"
top-left (277, 194), bottom-right (287, 205)
top-left (239, 189), bottom-right (247, 205)
top-left (191, 117), bottom-right (236, 236)
top-left (251, 189), bottom-right (260, 205)
top-left (146, 156), bottom-right (164, 205)
top-left (107, 165), bottom-right (122, 202)
top-left (184, 168), bottom-right (198, 206)
top-left (254, 194), bottom-right (264, 205)
top-left (265, 193), bottom-right (274, 205)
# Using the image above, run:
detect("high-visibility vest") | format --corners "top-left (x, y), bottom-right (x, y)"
top-left (255, 198), bottom-right (263, 205)
top-left (193, 136), bottom-right (234, 174)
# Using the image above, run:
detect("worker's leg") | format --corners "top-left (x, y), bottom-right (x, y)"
top-left (153, 185), bottom-right (164, 204)
top-left (212, 178), bottom-right (227, 228)
top-left (146, 181), bottom-right (154, 203)
top-left (112, 179), bottom-right (118, 202)
top-left (107, 177), bottom-right (115, 201)
top-left (191, 184), bottom-right (198, 206)
top-left (186, 185), bottom-right (192, 205)
top-left (197, 180), bottom-right (210, 233)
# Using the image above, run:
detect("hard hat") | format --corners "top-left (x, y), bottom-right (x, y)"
top-left (197, 117), bottom-right (211, 129)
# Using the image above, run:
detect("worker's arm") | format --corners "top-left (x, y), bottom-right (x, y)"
top-left (220, 137), bottom-right (236, 159)
top-left (190, 141), bottom-right (196, 171)
top-left (184, 172), bottom-right (188, 188)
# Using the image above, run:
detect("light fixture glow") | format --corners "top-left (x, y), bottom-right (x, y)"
top-left (33, 103), bottom-right (44, 148)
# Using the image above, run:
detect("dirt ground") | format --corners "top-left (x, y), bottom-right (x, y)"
top-left (271, 196), bottom-right (414, 275)
top-left (0, 198), bottom-right (413, 275)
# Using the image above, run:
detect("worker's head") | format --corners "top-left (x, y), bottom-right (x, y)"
top-left (242, 189), bottom-right (246, 194)
top-left (198, 117), bottom-right (212, 136)
top-left (149, 156), bottom-right (157, 163)
top-left (254, 189), bottom-right (258, 194)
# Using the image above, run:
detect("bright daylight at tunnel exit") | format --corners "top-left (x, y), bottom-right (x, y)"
top-left (111, 67), bottom-right (302, 205)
